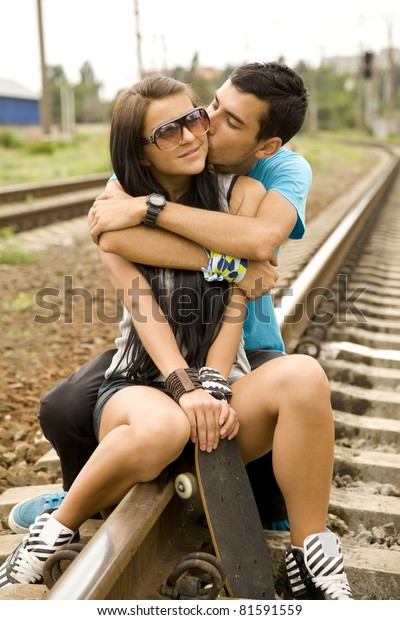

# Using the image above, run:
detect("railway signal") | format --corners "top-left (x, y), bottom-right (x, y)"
top-left (363, 51), bottom-right (374, 79)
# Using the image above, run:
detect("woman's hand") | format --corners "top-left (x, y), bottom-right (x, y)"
top-left (178, 389), bottom-right (239, 452)
top-left (88, 181), bottom-right (147, 244)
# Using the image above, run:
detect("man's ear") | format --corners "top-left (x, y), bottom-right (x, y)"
top-left (255, 137), bottom-right (282, 160)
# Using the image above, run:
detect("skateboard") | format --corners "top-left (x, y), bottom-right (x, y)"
top-left (177, 437), bottom-right (275, 599)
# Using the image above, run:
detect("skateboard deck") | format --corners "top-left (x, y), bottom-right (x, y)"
top-left (195, 437), bottom-right (275, 599)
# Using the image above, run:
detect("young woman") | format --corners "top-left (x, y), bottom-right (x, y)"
top-left (0, 76), bottom-right (353, 600)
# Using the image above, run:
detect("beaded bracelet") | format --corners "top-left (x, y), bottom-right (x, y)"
top-left (165, 368), bottom-right (202, 403)
top-left (201, 248), bottom-right (249, 284)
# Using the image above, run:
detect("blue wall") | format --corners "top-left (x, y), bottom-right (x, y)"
top-left (0, 97), bottom-right (40, 125)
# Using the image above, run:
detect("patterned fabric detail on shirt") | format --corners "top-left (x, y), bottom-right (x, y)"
top-left (202, 249), bottom-right (248, 283)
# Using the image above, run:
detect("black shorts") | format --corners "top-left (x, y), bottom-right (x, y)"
top-left (246, 348), bottom-right (285, 369)
top-left (92, 375), bottom-right (168, 440)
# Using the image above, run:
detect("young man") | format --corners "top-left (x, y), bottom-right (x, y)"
top-left (8, 63), bottom-right (351, 600)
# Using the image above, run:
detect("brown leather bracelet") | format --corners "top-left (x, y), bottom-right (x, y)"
top-left (165, 368), bottom-right (202, 403)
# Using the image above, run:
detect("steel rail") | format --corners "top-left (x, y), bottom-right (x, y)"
top-left (48, 474), bottom-right (177, 600)
top-left (0, 173), bottom-right (111, 232)
top-left (0, 173), bottom-right (110, 204)
top-left (0, 189), bottom-right (104, 231)
top-left (48, 463), bottom-right (210, 600)
top-left (277, 150), bottom-right (400, 352)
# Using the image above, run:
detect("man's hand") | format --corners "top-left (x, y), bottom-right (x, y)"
top-left (238, 257), bottom-right (279, 300)
top-left (88, 181), bottom-right (147, 244)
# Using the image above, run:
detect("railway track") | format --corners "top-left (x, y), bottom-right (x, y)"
top-left (0, 147), bottom-right (399, 601)
top-left (0, 173), bottom-right (110, 231)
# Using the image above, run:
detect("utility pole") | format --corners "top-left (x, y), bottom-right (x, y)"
top-left (356, 46), bottom-right (364, 132)
top-left (386, 19), bottom-right (395, 135)
top-left (133, 0), bottom-right (143, 79)
top-left (60, 84), bottom-right (75, 139)
top-left (308, 67), bottom-right (318, 134)
top-left (356, 16), bottom-right (365, 132)
top-left (160, 34), bottom-right (168, 73)
top-left (36, 0), bottom-right (51, 135)
top-left (362, 51), bottom-right (375, 133)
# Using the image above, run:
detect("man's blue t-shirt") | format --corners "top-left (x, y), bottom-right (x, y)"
top-left (244, 148), bottom-right (312, 352)
top-left (109, 147), bottom-right (311, 352)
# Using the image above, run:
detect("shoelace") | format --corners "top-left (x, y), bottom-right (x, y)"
top-left (10, 547), bottom-right (44, 584)
top-left (44, 492), bottom-right (66, 510)
top-left (312, 573), bottom-right (353, 600)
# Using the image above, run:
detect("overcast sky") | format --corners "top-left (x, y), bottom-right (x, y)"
top-left (1, 0), bottom-right (399, 100)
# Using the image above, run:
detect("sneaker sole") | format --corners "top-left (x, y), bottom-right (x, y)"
top-left (8, 506), bottom-right (30, 534)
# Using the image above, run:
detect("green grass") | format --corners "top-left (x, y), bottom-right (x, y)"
top-left (9, 292), bottom-right (36, 311)
top-left (0, 125), bottom-right (111, 185)
top-left (0, 239), bottom-right (38, 264)
top-left (0, 126), bottom-right (383, 187)
top-left (291, 132), bottom-right (379, 176)
top-left (0, 226), bottom-right (38, 264)
top-left (0, 244), bottom-right (38, 264)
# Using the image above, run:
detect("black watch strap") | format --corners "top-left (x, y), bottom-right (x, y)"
top-left (144, 193), bottom-right (166, 227)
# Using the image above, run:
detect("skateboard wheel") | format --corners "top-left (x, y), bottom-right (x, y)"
top-left (175, 472), bottom-right (198, 499)
top-left (303, 324), bottom-right (327, 340)
top-left (294, 337), bottom-right (321, 358)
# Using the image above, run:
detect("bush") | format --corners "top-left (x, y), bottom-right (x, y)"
top-left (0, 130), bottom-right (25, 149)
top-left (26, 140), bottom-right (56, 155)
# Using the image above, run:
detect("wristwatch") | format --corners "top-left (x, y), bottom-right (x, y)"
top-left (143, 193), bottom-right (167, 227)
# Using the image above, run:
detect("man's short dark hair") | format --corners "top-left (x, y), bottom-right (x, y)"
top-left (230, 61), bottom-right (309, 145)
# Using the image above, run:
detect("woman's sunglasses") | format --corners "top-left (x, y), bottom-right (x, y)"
top-left (141, 107), bottom-right (210, 151)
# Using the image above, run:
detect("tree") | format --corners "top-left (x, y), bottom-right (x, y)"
top-left (296, 62), bottom-right (358, 131)
top-left (172, 54), bottom-right (233, 106)
top-left (48, 65), bottom-right (68, 127)
top-left (73, 62), bottom-right (105, 123)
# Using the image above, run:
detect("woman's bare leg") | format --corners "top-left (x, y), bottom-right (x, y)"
top-left (53, 386), bottom-right (190, 531)
top-left (231, 354), bottom-right (334, 547)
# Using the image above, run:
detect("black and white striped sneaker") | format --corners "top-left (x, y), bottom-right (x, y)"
top-left (0, 512), bottom-right (74, 588)
top-left (286, 532), bottom-right (354, 600)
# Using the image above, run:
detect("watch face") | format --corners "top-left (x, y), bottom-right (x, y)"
top-left (149, 193), bottom-right (166, 207)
